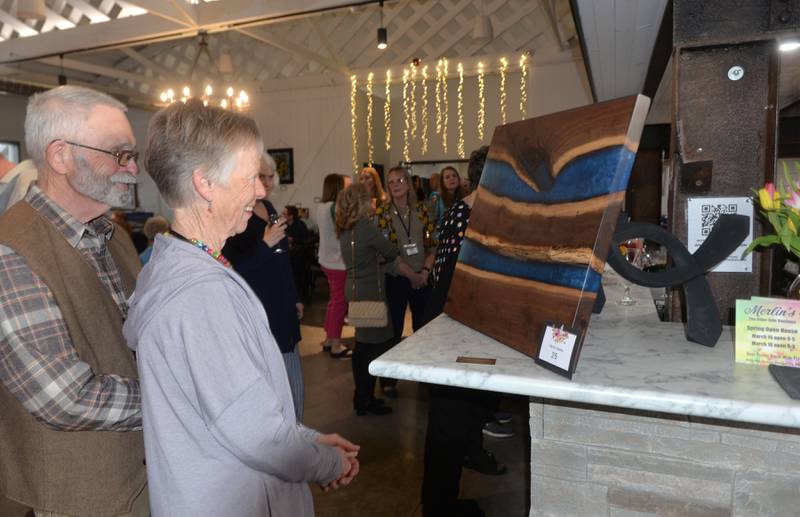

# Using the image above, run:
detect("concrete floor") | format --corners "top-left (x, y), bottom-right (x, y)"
top-left (301, 276), bottom-right (529, 517)
top-left (0, 275), bottom-right (530, 516)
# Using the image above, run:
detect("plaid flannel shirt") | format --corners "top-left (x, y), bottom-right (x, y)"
top-left (0, 186), bottom-right (141, 431)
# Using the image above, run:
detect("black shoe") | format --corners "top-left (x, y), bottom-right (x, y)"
top-left (463, 450), bottom-right (507, 475)
top-left (355, 401), bottom-right (393, 416)
top-left (423, 499), bottom-right (485, 517)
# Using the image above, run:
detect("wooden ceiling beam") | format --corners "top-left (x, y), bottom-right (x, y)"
top-left (119, 47), bottom-right (183, 83)
top-left (0, 13), bottom-right (189, 64)
top-left (38, 55), bottom-right (153, 84)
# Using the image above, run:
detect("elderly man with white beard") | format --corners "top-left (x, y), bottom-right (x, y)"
top-left (0, 86), bottom-right (147, 517)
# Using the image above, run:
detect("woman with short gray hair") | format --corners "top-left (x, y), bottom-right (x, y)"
top-left (124, 99), bottom-right (359, 516)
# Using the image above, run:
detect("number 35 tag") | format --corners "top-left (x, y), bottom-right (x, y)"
top-left (534, 322), bottom-right (581, 379)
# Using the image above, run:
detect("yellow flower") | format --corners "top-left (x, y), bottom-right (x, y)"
top-left (758, 183), bottom-right (780, 210)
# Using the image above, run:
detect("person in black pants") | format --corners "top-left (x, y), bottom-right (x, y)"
top-left (375, 166), bottom-right (437, 397)
top-left (337, 184), bottom-right (427, 415)
top-left (420, 146), bottom-right (503, 517)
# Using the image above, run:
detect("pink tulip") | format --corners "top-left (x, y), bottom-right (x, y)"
top-left (787, 191), bottom-right (800, 210)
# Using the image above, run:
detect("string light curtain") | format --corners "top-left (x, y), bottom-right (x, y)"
top-left (519, 53), bottom-right (529, 120)
top-left (499, 56), bottom-right (508, 125)
top-left (457, 62), bottom-right (465, 159)
top-left (349, 52), bottom-right (531, 164)
top-left (350, 74), bottom-right (358, 174)
top-left (384, 70), bottom-right (392, 151)
top-left (402, 68), bottom-right (411, 162)
top-left (477, 61), bottom-right (486, 141)
top-left (421, 65), bottom-right (429, 155)
top-left (366, 72), bottom-right (374, 166)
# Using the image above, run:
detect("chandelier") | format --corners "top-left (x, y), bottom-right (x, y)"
top-left (159, 31), bottom-right (250, 111)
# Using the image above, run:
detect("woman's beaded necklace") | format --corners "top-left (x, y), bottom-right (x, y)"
top-left (168, 230), bottom-right (231, 268)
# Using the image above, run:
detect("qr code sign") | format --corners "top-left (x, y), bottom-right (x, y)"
top-left (700, 203), bottom-right (738, 236)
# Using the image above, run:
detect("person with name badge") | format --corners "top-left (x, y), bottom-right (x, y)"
top-left (374, 166), bottom-right (436, 398)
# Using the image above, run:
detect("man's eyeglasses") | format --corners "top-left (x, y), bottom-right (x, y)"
top-left (62, 140), bottom-right (138, 167)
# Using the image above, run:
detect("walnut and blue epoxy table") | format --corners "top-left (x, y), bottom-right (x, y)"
top-left (370, 272), bottom-right (800, 516)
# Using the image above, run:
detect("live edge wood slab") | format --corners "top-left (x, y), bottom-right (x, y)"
top-left (444, 95), bottom-right (650, 367)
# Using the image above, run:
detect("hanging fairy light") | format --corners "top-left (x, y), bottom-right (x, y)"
top-left (457, 62), bottom-right (465, 159)
top-left (442, 58), bottom-right (449, 154)
top-left (402, 68), bottom-right (411, 162)
top-left (384, 69), bottom-right (392, 151)
top-left (421, 65), bottom-right (429, 155)
top-left (477, 61), bottom-right (486, 141)
top-left (366, 72), bottom-right (374, 167)
top-left (350, 74), bottom-right (358, 174)
top-left (499, 57), bottom-right (508, 124)
top-left (435, 59), bottom-right (443, 136)
top-left (519, 52), bottom-right (529, 120)
top-left (410, 61), bottom-right (418, 140)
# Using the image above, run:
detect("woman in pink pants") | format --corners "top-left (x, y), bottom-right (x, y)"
top-left (317, 173), bottom-right (352, 357)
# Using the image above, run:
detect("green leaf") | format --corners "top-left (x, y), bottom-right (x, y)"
top-left (767, 211), bottom-right (784, 234)
top-left (745, 235), bottom-right (782, 256)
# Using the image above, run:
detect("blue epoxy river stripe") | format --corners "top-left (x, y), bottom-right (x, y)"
top-left (458, 239), bottom-right (601, 292)
top-left (479, 146), bottom-right (636, 204)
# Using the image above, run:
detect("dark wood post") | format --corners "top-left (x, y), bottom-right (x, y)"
top-left (668, 0), bottom-right (790, 323)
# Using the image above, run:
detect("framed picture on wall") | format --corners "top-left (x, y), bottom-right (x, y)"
top-left (268, 148), bottom-right (294, 185)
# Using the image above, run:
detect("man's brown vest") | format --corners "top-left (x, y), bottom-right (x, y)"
top-left (0, 201), bottom-right (145, 516)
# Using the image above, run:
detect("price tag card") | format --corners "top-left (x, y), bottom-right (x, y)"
top-left (534, 322), bottom-right (581, 379)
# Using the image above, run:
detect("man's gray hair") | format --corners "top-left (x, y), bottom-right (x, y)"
top-left (144, 99), bottom-right (262, 208)
top-left (262, 151), bottom-right (276, 171)
top-left (25, 86), bottom-right (126, 168)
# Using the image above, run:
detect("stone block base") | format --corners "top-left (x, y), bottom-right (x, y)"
top-left (530, 399), bottom-right (800, 516)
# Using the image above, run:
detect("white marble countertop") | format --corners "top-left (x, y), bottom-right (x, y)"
top-left (370, 271), bottom-right (800, 429)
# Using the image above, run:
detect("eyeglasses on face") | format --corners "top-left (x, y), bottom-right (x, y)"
top-left (61, 140), bottom-right (139, 167)
top-left (388, 177), bottom-right (407, 186)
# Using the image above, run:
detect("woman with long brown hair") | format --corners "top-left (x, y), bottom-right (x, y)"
top-left (317, 173), bottom-right (352, 357)
top-left (359, 166), bottom-right (386, 209)
top-left (432, 165), bottom-right (466, 231)
top-left (336, 183), bottom-right (425, 416)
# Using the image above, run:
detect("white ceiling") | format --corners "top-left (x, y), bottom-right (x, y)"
top-left (575, 0), bottom-right (668, 102)
top-left (0, 0), bottom-right (581, 107)
top-left (5, 0), bottom-right (789, 120)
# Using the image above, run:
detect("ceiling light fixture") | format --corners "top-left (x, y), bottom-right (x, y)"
top-left (779, 40), bottom-right (800, 52)
top-left (159, 31), bottom-right (249, 111)
top-left (377, 1), bottom-right (388, 50)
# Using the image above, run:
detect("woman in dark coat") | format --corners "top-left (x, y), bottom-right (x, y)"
top-left (222, 152), bottom-right (307, 421)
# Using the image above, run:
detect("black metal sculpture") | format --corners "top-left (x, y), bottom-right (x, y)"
top-left (604, 214), bottom-right (750, 347)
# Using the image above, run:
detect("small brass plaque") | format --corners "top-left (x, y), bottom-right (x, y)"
top-left (456, 356), bottom-right (496, 365)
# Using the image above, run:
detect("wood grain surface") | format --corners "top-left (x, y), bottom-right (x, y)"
top-left (444, 95), bottom-right (650, 366)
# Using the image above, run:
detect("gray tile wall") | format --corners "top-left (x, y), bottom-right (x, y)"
top-left (529, 399), bottom-right (800, 516)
